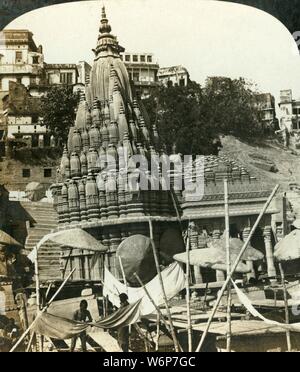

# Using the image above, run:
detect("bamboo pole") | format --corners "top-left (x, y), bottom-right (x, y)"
top-left (155, 313), bottom-right (160, 351)
top-left (185, 232), bottom-right (193, 352)
top-left (195, 184), bottom-right (279, 352)
top-left (170, 187), bottom-right (183, 232)
top-left (45, 282), bottom-right (53, 302)
top-left (34, 247), bottom-right (42, 352)
top-left (10, 268), bottom-right (76, 352)
top-left (25, 332), bottom-right (36, 352)
top-left (272, 224), bottom-right (292, 352)
top-left (118, 255), bottom-right (128, 296)
top-left (279, 263), bottom-right (292, 352)
top-left (134, 273), bottom-right (182, 352)
top-left (224, 178), bottom-right (232, 352)
top-left (148, 219), bottom-right (181, 352)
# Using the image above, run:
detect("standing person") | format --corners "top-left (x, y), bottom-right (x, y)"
top-left (117, 293), bottom-right (130, 352)
top-left (70, 300), bottom-right (93, 352)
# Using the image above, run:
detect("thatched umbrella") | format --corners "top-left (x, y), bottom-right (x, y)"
top-left (173, 248), bottom-right (250, 273)
top-left (116, 235), bottom-right (157, 287)
top-left (44, 228), bottom-right (107, 252)
top-left (0, 230), bottom-right (23, 248)
top-left (207, 237), bottom-right (264, 262)
top-left (274, 229), bottom-right (300, 262)
top-left (28, 228), bottom-right (107, 259)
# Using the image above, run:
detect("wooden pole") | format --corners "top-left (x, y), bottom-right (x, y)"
top-left (271, 224), bottom-right (292, 352)
top-left (45, 282), bottom-right (53, 302)
top-left (134, 273), bottom-right (182, 352)
top-left (34, 247), bottom-right (42, 352)
top-left (155, 313), bottom-right (160, 351)
top-left (279, 263), bottom-right (292, 352)
top-left (10, 268), bottom-right (76, 352)
top-left (148, 219), bottom-right (181, 352)
top-left (195, 184), bottom-right (279, 352)
top-left (25, 332), bottom-right (36, 352)
top-left (224, 178), bottom-right (232, 352)
top-left (170, 187), bottom-right (183, 232)
top-left (185, 232), bottom-right (193, 352)
top-left (118, 255), bottom-right (128, 295)
top-left (282, 193), bottom-right (288, 237)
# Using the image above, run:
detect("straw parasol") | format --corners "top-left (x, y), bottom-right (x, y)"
top-left (116, 235), bottom-right (157, 287)
top-left (0, 230), bottom-right (23, 248)
top-left (274, 229), bottom-right (300, 262)
top-left (173, 248), bottom-right (250, 273)
top-left (29, 228), bottom-right (107, 263)
top-left (207, 237), bottom-right (264, 261)
top-left (43, 228), bottom-right (107, 252)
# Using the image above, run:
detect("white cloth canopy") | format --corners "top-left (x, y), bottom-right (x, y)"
top-left (232, 280), bottom-right (300, 333)
top-left (103, 262), bottom-right (186, 316)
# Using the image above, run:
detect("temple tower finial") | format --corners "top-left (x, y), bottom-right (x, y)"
top-left (100, 5), bottom-right (112, 34)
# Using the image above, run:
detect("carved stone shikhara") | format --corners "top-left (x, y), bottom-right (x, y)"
top-left (50, 7), bottom-right (278, 283)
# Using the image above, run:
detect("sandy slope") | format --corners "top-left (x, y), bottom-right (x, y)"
top-left (220, 136), bottom-right (300, 192)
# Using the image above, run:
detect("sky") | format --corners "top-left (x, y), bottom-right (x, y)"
top-left (5, 0), bottom-right (300, 109)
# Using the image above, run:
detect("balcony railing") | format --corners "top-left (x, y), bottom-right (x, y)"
top-left (0, 64), bottom-right (42, 75)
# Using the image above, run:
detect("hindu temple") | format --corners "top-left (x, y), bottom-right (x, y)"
top-left (50, 6), bottom-right (279, 286)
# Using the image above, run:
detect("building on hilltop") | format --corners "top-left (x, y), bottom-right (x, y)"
top-left (157, 65), bottom-right (190, 88)
top-left (279, 89), bottom-right (300, 132)
top-left (255, 93), bottom-right (278, 133)
top-left (121, 52), bottom-right (159, 99)
top-left (3, 81), bottom-right (48, 147)
top-left (0, 29), bottom-right (92, 191)
top-left (0, 29), bottom-right (45, 94)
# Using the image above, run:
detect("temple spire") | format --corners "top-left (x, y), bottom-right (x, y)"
top-left (100, 6), bottom-right (112, 34)
top-left (94, 4), bottom-right (125, 58)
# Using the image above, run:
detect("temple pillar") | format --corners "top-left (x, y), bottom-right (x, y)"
top-left (213, 229), bottom-right (225, 282)
top-left (243, 227), bottom-right (256, 281)
top-left (84, 250), bottom-right (91, 280)
top-left (190, 222), bottom-right (203, 284)
top-left (263, 226), bottom-right (276, 278)
top-left (73, 249), bottom-right (82, 280)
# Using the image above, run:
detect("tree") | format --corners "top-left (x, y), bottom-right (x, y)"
top-left (144, 82), bottom-right (215, 155)
top-left (202, 77), bottom-right (262, 139)
top-left (40, 86), bottom-right (79, 146)
top-left (144, 77), bottom-right (262, 156)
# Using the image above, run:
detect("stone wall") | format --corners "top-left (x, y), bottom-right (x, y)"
top-left (0, 158), bottom-right (57, 191)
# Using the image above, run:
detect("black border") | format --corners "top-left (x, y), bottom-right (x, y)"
top-left (0, 0), bottom-right (300, 35)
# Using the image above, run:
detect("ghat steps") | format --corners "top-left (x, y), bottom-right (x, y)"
top-left (21, 201), bottom-right (61, 282)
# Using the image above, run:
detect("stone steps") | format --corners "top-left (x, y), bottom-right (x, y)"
top-left (21, 200), bottom-right (61, 282)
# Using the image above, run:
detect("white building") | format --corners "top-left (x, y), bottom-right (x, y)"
top-left (279, 90), bottom-right (300, 132)
top-left (0, 30), bottom-right (45, 94)
top-left (121, 52), bottom-right (159, 99)
top-left (157, 65), bottom-right (190, 87)
top-left (0, 29), bottom-right (91, 147)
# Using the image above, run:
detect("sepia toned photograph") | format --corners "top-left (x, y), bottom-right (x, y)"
top-left (1, 0), bottom-right (300, 356)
